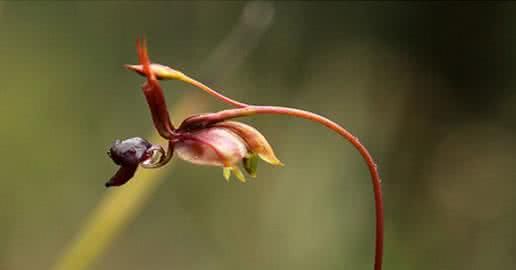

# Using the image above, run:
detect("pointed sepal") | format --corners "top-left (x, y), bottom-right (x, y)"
top-left (222, 166), bottom-right (246, 183)
top-left (243, 154), bottom-right (259, 177)
top-left (214, 121), bottom-right (283, 166)
top-left (232, 166), bottom-right (246, 183)
top-left (223, 167), bottom-right (231, 181)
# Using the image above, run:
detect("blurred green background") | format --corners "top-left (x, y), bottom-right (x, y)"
top-left (1, 1), bottom-right (515, 269)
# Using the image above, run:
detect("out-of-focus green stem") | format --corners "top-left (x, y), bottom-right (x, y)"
top-left (51, 96), bottom-right (204, 270)
top-left (52, 152), bottom-right (166, 270)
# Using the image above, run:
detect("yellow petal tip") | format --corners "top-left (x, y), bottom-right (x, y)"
top-left (258, 154), bottom-right (284, 167)
top-left (223, 167), bottom-right (231, 181)
top-left (232, 167), bottom-right (246, 183)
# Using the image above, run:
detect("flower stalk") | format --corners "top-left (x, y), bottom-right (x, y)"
top-left (111, 38), bottom-right (384, 270)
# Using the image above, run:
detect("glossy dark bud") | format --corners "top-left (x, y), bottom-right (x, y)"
top-left (106, 137), bottom-right (153, 188)
top-left (108, 137), bottom-right (152, 166)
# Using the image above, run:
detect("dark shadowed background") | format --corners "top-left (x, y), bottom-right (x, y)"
top-left (1, 1), bottom-right (515, 270)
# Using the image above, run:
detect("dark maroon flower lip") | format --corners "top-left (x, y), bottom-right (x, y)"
top-left (108, 137), bottom-right (152, 166)
top-left (106, 137), bottom-right (170, 188)
top-left (105, 165), bottom-right (138, 187)
top-left (106, 137), bottom-right (152, 187)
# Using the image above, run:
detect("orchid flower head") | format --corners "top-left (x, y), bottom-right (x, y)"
top-left (107, 38), bottom-right (282, 185)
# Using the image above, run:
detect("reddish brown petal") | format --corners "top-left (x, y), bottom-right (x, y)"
top-left (134, 38), bottom-right (175, 139)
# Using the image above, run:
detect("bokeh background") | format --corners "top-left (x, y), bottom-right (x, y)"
top-left (1, 1), bottom-right (515, 270)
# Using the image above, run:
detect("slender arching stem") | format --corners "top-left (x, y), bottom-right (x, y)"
top-left (135, 38), bottom-right (383, 270)
top-left (175, 75), bottom-right (384, 270)
top-left (181, 105), bottom-right (384, 270)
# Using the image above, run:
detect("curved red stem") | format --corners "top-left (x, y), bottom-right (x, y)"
top-left (182, 105), bottom-right (384, 270)
top-left (260, 106), bottom-right (385, 270)
top-left (175, 73), bottom-right (383, 270)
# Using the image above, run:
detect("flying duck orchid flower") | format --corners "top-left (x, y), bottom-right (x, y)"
top-left (107, 39), bottom-right (282, 185)
top-left (107, 38), bottom-right (384, 270)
